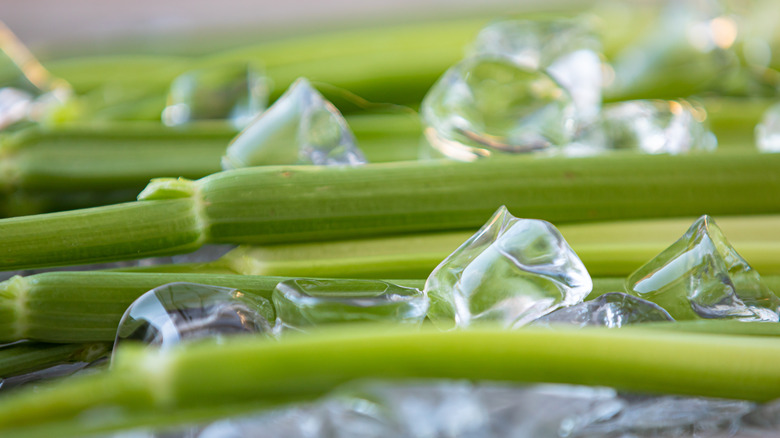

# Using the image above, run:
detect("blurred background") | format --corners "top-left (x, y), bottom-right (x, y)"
top-left (3, 0), bottom-right (554, 56)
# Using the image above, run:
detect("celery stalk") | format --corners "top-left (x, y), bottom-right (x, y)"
top-left (0, 326), bottom-right (778, 438)
top-left (0, 341), bottom-right (109, 378)
top-left (130, 214), bottom-right (780, 279)
top-left (0, 112), bottom-right (422, 215)
top-left (0, 271), bottom-right (776, 344)
top-left (0, 152), bottom-right (777, 270)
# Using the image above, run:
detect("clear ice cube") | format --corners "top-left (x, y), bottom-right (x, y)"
top-left (469, 19), bottom-right (603, 126)
top-left (162, 62), bottom-right (268, 129)
top-left (222, 78), bottom-right (366, 168)
top-left (114, 282), bottom-right (273, 352)
top-left (627, 215), bottom-right (780, 321)
top-left (421, 58), bottom-right (576, 160)
top-left (599, 100), bottom-right (717, 154)
top-left (532, 292), bottom-right (674, 328)
top-left (755, 102), bottom-right (780, 153)
top-left (272, 279), bottom-right (428, 334)
top-left (424, 206), bottom-right (592, 330)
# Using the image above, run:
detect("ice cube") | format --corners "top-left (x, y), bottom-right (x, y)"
top-left (599, 100), bottom-right (717, 154)
top-left (469, 19), bottom-right (603, 126)
top-left (162, 62), bottom-right (268, 129)
top-left (114, 282), bottom-right (272, 352)
top-left (222, 78), bottom-right (366, 168)
top-left (421, 58), bottom-right (576, 160)
top-left (425, 206), bottom-right (592, 329)
top-left (755, 102), bottom-right (780, 153)
top-left (627, 215), bottom-right (780, 321)
top-left (272, 279), bottom-right (427, 334)
top-left (532, 292), bottom-right (674, 328)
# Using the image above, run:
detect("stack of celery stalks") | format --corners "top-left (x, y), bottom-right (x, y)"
top-left (1, 1), bottom-right (780, 437)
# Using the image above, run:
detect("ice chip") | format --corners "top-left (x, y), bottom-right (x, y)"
top-left (755, 102), bottom-right (780, 153)
top-left (272, 279), bottom-right (428, 334)
top-left (421, 58), bottom-right (576, 160)
top-left (532, 292), bottom-right (674, 328)
top-left (424, 206), bottom-right (592, 330)
top-left (162, 62), bottom-right (268, 129)
top-left (113, 282), bottom-right (273, 352)
top-left (222, 78), bottom-right (366, 168)
top-left (627, 215), bottom-right (780, 321)
top-left (600, 100), bottom-right (717, 154)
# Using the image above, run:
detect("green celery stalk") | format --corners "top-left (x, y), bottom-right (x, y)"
top-left (0, 326), bottom-right (778, 438)
top-left (0, 271), bottom-right (777, 344)
top-left (1, 19), bottom-right (489, 120)
top-left (0, 112), bottom-right (421, 215)
top-left (0, 152), bottom-right (778, 270)
top-left (0, 341), bottom-right (109, 378)
top-left (128, 214), bottom-right (780, 279)
top-left (0, 272), bottom-right (423, 343)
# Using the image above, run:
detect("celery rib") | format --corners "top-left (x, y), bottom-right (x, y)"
top-left (145, 214), bottom-right (780, 279)
top-left (0, 341), bottom-right (109, 378)
top-left (0, 327), bottom-right (778, 437)
top-left (0, 152), bottom-right (778, 270)
top-left (0, 271), bottom-right (777, 344)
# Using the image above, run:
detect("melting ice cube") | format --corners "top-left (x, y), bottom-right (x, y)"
top-left (599, 100), bottom-right (717, 154)
top-left (162, 62), bottom-right (268, 129)
top-left (114, 282), bottom-right (272, 352)
top-left (222, 78), bottom-right (366, 168)
top-left (532, 292), bottom-right (674, 328)
top-left (425, 206), bottom-right (592, 330)
top-left (272, 279), bottom-right (428, 334)
top-left (627, 215), bottom-right (780, 321)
